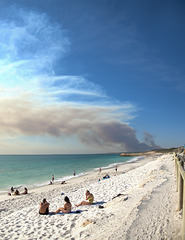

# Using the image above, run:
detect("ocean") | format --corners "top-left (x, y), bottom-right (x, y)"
top-left (0, 154), bottom-right (136, 193)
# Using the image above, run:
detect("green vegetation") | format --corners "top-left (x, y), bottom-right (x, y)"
top-left (155, 148), bottom-right (178, 153)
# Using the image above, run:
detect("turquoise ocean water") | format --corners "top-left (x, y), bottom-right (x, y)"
top-left (0, 154), bottom-right (136, 193)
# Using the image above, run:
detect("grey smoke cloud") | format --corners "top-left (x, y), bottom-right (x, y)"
top-left (0, 97), bottom-right (160, 152)
top-left (79, 121), bottom-right (159, 152)
top-left (144, 131), bottom-right (161, 150)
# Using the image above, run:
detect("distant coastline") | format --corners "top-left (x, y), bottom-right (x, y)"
top-left (120, 147), bottom-right (178, 157)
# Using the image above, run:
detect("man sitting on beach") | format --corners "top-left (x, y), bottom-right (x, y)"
top-left (75, 190), bottom-right (94, 207)
top-left (54, 196), bottom-right (72, 214)
top-left (39, 198), bottom-right (50, 215)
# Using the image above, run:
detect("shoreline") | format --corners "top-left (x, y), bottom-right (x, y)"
top-left (0, 154), bottom-right (147, 199)
top-left (0, 152), bottom-right (181, 239)
top-left (0, 154), bottom-right (157, 202)
top-left (0, 153), bottom-right (133, 194)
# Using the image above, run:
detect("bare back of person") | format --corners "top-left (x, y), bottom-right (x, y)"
top-left (39, 199), bottom-right (49, 215)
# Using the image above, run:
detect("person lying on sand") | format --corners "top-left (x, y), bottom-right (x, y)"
top-left (54, 196), bottom-right (72, 214)
top-left (39, 198), bottom-right (50, 215)
top-left (21, 187), bottom-right (28, 194)
top-left (75, 190), bottom-right (94, 207)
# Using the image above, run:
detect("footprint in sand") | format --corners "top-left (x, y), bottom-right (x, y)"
top-left (70, 222), bottom-right (76, 228)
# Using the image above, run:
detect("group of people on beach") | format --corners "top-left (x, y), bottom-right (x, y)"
top-left (8, 187), bottom-right (28, 196)
top-left (49, 173), bottom-right (73, 185)
top-left (39, 190), bottom-right (94, 215)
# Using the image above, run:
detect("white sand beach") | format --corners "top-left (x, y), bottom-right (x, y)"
top-left (0, 153), bottom-right (182, 240)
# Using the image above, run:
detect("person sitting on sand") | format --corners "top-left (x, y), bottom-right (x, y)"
top-left (39, 198), bottom-right (50, 215)
top-left (14, 189), bottom-right (20, 195)
top-left (8, 187), bottom-right (15, 195)
top-left (22, 187), bottom-right (28, 194)
top-left (55, 196), bottom-right (72, 214)
top-left (75, 190), bottom-right (94, 207)
top-left (103, 174), bottom-right (110, 179)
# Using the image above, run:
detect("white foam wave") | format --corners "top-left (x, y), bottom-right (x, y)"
top-left (94, 158), bottom-right (136, 172)
top-left (126, 156), bottom-right (145, 163)
top-left (19, 172), bottom-right (88, 190)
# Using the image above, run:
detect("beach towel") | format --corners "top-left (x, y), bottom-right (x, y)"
top-left (49, 210), bottom-right (82, 215)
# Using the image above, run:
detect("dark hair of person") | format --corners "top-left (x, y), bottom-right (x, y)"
top-left (43, 198), bottom-right (46, 203)
top-left (64, 196), bottom-right (70, 203)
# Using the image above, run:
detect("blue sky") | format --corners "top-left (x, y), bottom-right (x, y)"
top-left (0, 0), bottom-right (184, 154)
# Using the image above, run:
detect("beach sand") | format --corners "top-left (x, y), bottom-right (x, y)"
top-left (0, 153), bottom-right (182, 240)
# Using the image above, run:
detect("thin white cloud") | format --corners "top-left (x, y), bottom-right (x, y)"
top-left (0, 8), bottom-right (106, 102)
top-left (43, 75), bottom-right (107, 99)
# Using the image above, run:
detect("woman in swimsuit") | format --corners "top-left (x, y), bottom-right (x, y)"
top-left (75, 190), bottom-right (94, 207)
top-left (54, 196), bottom-right (72, 214)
